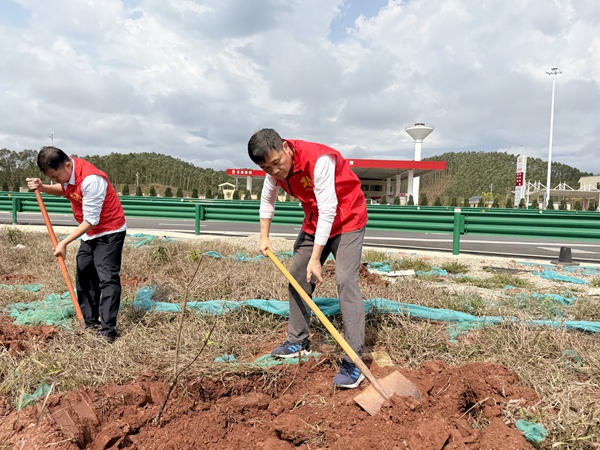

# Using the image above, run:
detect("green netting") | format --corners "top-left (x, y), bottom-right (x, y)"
top-left (0, 283), bottom-right (42, 292)
top-left (17, 384), bottom-right (52, 410)
top-left (214, 352), bottom-right (321, 367)
top-left (518, 261), bottom-right (600, 277)
top-left (415, 267), bottom-right (448, 277)
top-left (366, 261), bottom-right (448, 278)
top-left (133, 285), bottom-right (600, 338)
top-left (515, 419), bottom-right (548, 444)
top-left (203, 250), bottom-right (294, 262)
top-left (528, 290), bottom-right (577, 305)
top-left (5, 292), bottom-right (75, 327)
top-left (532, 269), bottom-right (589, 285)
top-left (128, 233), bottom-right (174, 248)
top-left (366, 261), bottom-right (393, 272)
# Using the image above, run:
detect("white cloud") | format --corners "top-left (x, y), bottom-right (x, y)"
top-left (0, 0), bottom-right (598, 175)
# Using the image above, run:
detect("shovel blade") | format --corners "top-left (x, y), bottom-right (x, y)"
top-left (354, 371), bottom-right (421, 416)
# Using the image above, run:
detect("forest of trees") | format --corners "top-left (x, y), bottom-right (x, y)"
top-left (420, 151), bottom-right (593, 204)
top-left (0, 148), bottom-right (594, 203)
top-left (0, 149), bottom-right (239, 197)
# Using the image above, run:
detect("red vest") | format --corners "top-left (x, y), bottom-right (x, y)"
top-left (63, 157), bottom-right (126, 236)
top-left (275, 140), bottom-right (367, 237)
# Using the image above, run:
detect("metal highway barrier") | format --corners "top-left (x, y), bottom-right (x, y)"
top-left (1, 193), bottom-right (599, 255)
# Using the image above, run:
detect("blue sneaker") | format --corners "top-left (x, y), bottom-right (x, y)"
top-left (271, 339), bottom-right (310, 359)
top-left (333, 360), bottom-right (365, 389)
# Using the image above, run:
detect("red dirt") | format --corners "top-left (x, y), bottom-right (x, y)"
top-left (323, 261), bottom-right (390, 288)
top-left (0, 316), bottom-right (58, 354)
top-left (0, 273), bottom-right (38, 284)
top-left (120, 275), bottom-right (149, 290)
top-left (0, 359), bottom-right (537, 449)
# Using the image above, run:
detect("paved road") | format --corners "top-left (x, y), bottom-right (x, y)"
top-left (3, 212), bottom-right (599, 263)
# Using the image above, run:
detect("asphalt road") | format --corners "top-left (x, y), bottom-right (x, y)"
top-left (3, 212), bottom-right (600, 263)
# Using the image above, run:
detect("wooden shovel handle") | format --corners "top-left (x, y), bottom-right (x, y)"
top-left (266, 250), bottom-right (390, 400)
top-left (34, 190), bottom-right (86, 329)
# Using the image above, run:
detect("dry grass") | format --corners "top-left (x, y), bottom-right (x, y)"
top-left (1, 228), bottom-right (599, 448)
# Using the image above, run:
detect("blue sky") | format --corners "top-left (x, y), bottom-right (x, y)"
top-left (1, 0), bottom-right (599, 176)
top-left (0, 0), bottom-right (29, 27)
top-left (329, 0), bottom-right (388, 42)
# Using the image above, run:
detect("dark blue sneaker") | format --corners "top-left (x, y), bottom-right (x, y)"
top-left (332, 359), bottom-right (365, 389)
top-left (271, 339), bottom-right (310, 359)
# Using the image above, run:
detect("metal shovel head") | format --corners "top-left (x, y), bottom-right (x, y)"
top-left (354, 371), bottom-right (421, 416)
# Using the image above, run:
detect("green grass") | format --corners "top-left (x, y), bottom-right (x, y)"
top-left (440, 261), bottom-right (470, 274)
top-left (453, 273), bottom-right (533, 290)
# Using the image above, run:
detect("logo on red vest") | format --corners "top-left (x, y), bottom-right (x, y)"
top-left (300, 176), bottom-right (313, 190)
top-left (69, 192), bottom-right (82, 203)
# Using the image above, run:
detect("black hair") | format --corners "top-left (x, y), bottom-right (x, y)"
top-left (37, 146), bottom-right (70, 172)
top-left (247, 128), bottom-right (284, 164)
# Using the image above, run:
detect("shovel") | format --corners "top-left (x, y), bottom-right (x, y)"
top-left (34, 190), bottom-right (86, 330)
top-left (266, 250), bottom-right (420, 415)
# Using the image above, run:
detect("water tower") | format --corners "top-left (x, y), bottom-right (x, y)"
top-left (405, 123), bottom-right (434, 204)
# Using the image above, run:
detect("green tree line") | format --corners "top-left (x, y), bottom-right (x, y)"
top-left (1, 148), bottom-right (593, 202)
top-left (421, 151), bottom-right (593, 203)
top-left (0, 149), bottom-right (239, 197)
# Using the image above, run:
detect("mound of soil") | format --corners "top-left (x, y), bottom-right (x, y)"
top-left (0, 316), bottom-right (58, 354)
top-left (0, 359), bottom-right (538, 449)
top-left (323, 260), bottom-right (390, 288)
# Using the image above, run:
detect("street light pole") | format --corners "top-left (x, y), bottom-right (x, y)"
top-left (49, 131), bottom-right (54, 146)
top-left (544, 67), bottom-right (561, 209)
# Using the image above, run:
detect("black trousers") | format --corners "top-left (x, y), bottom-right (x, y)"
top-left (76, 230), bottom-right (126, 337)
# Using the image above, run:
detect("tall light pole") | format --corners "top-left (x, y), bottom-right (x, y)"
top-left (49, 131), bottom-right (54, 146)
top-left (544, 67), bottom-right (561, 209)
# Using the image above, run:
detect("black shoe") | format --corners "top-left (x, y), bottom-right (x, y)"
top-left (101, 333), bottom-right (118, 344)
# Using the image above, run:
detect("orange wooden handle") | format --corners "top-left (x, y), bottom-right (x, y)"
top-left (35, 190), bottom-right (86, 329)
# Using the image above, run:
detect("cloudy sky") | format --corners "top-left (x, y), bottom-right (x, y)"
top-left (1, 0), bottom-right (599, 176)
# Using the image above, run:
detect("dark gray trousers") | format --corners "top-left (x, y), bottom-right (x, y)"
top-left (76, 231), bottom-right (126, 337)
top-left (287, 227), bottom-right (365, 357)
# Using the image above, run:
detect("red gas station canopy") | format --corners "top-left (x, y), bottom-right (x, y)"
top-left (227, 159), bottom-right (446, 180)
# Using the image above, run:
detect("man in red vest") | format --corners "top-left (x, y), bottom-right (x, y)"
top-left (248, 128), bottom-right (368, 389)
top-left (27, 147), bottom-right (127, 343)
